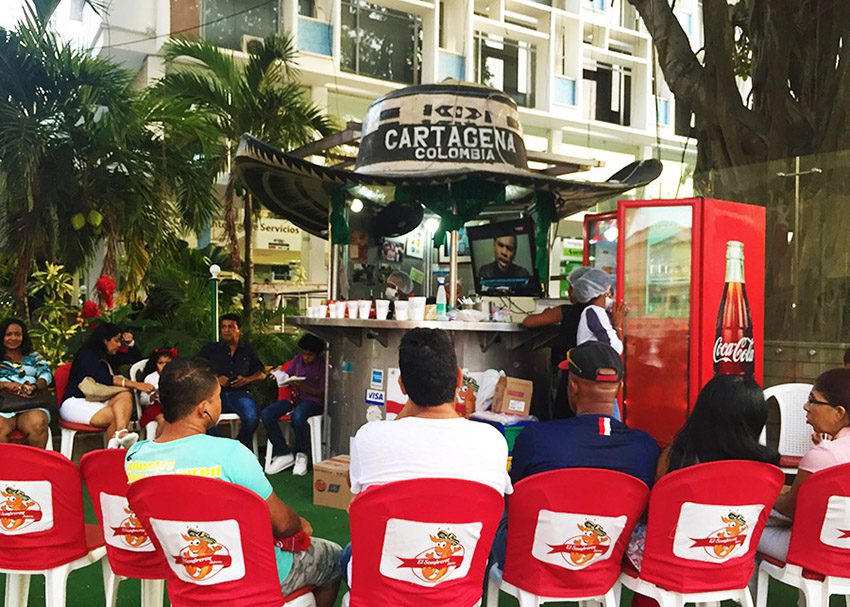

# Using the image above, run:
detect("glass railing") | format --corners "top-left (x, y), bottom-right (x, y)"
top-left (298, 16), bottom-right (332, 56)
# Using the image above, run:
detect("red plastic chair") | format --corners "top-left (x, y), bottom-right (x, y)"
top-left (620, 460), bottom-right (784, 606)
top-left (0, 443), bottom-right (107, 606)
top-left (346, 478), bottom-right (503, 607)
top-left (487, 468), bottom-right (650, 606)
top-left (127, 474), bottom-right (316, 607)
top-left (80, 449), bottom-right (167, 607)
top-left (756, 463), bottom-right (850, 607)
top-left (56, 362), bottom-right (107, 460)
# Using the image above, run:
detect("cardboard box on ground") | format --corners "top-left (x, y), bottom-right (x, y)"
top-left (492, 376), bottom-right (533, 416)
top-left (313, 455), bottom-right (353, 510)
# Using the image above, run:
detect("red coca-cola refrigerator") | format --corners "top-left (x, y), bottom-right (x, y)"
top-left (612, 198), bottom-right (765, 446)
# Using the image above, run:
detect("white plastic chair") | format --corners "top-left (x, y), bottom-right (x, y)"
top-left (263, 414), bottom-right (323, 473)
top-left (219, 412), bottom-right (259, 457)
top-left (763, 383), bottom-right (814, 474)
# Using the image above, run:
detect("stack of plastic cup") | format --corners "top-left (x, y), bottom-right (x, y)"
top-left (375, 299), bottom-right (390, 320)
top-left (347, 300), bottom-right (359, 319)
top-left (394, 300), bottom-right (409, 321)
top-left (410, 296), bottom-right (427, 321)
top-left (358, 300), bottom-right (372, 320)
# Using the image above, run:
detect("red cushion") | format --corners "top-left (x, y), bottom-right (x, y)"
top-left (779, 455), bottom-right (802, 468)
top-left (85, 523), bottom-right (105, 551)
top-left (59, 420), bottom-right (104, 433)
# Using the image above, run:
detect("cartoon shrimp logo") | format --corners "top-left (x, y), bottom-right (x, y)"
top-left (110, 507), bottom-right (150, 549)
top-left (397, 530), bottom-right (466, 583)
top-left (455, 376), bottom-right (478, 417)
top-left (0, 486), bottom-right (42, 532)
top-left (172, 528), bottom-right (232, 581)
top-left (546, 520), bottom-right (611, 567)
top-left (689, 511), bottom-right (749, 559)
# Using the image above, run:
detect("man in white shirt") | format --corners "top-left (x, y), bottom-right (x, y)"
top-left (342, 328), bottom-right (512, 578)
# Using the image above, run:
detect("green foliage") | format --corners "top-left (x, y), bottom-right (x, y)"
top-left (28, 263), bottom-right (79, 365)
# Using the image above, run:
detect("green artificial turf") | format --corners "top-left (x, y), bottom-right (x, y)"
top-left (0, 467), bottom-right (838, 606)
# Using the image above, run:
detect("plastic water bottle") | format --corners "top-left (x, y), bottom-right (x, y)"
top-left (436, 277), bottom-right (447, 320)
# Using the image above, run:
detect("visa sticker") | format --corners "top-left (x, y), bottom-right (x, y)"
top-left (365, 389), bottom-right (385, 406)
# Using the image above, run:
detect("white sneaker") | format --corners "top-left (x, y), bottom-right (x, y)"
top-left (292, 453), bottom-right (309, 476)
top-left (266, 453), bottom-right (295, 475)
top-left (118, 431), bottom-right (139, 449)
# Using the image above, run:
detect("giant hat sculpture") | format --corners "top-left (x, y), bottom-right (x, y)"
top-left (234, 81), bottom-right (662, 278)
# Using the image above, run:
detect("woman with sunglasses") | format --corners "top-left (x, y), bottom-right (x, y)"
top-left (758, 367), bottom-right (850, 560)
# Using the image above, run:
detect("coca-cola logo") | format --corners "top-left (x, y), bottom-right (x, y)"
top-left (713, 337), bottom-right (754, 364)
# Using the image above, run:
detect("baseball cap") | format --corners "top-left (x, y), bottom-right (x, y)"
top-left (572, 268), bottom-right (611, 303)
top-left (558, 341), bottom-right (623, 382)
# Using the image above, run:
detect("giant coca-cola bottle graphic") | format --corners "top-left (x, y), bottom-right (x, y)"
top-left (713, 241), bottom-right (755, 377)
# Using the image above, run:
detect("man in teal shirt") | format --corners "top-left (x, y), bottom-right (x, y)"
top-left (126, 358), bottom-right (341, 606)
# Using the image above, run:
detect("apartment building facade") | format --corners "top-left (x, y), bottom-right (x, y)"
top-left (32, 0), bottom-right (703, 286)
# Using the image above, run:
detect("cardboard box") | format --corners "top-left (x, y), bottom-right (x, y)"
top-left (492, 376), bottom-right (533, 416)
top-left (313, 455), bottom-right (353, 510)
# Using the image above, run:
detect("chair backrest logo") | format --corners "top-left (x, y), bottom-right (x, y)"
top-left (0, 486), bottom-right (42, 531)
top-left (396, 529), bottom-right (466, 583)
top-left (688, 511), bottom-right (749, 559)
top-left (111, 506), bottom-right (150, 549)
top-left (546, 519), bottom-right (612, 567)
top-left (173, 528), bottom-right (232, 581)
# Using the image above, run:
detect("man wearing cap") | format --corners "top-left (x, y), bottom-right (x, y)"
top-left (491, 341), bottom-right (658, 567)
top-left (572, 268), bottom-right (627, 355)
top-left (522, 266), bottom-right (590, 418)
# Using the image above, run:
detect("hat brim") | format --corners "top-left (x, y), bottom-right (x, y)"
top-left (234, 134), bottom-right (662, 238)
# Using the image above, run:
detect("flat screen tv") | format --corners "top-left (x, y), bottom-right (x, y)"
top-left (467, 218), bottom-right (541, 297)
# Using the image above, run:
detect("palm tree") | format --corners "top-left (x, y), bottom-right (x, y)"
top-left (150, 34), bottom-right (335, 319)
top-left (0, 8), bottom-right (221, 309)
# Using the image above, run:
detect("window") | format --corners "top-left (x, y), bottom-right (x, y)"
top-left (474, 33), bottom-right (537, 107)
top-left (582, 62), bottom-right (631, 126)
top-left (585, 0), bottom-right (606, 11)
top-left (299, 0), bottom-right (316, 17)
top-left (675, 10), bottom-right (693, 37)
top-left (202, 0), bottom-right (279, 51)
top-left (656, 97), bottom-right (670, 126)
top-left (272, 265), bottom-right (293, 281)
top-left (341, 0), bottom-right (423, 85)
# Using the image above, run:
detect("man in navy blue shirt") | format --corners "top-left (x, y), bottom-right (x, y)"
top-left (493, 341), bottom-right (659, 566)
top-left (197, 314), bottom-right (265, 449)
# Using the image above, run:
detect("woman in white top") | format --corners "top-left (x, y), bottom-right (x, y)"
top-left (572, 268), bottom-right (627, 354)
top-left (138, 348), bottom-right (175, 438)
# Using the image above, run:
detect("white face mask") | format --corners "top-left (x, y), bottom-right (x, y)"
top-left (604, 296), bottom-right (614, 311)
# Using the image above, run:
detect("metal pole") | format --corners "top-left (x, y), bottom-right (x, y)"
top-left (210, 264), bottom-right (221, 342)
top-left (449, 229), bottom-right (459, 306)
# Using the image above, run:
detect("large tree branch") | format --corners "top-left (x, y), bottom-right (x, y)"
top-left (627, 0), bottom-right (706, 111)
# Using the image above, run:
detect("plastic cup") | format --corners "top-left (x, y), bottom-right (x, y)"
top-left (347, 300), bottom-right (359, 319)
top-left (330, 302), bottom-right (344, 318)
top-left (375, 299), bottom-right (390, 320)
top-left (358, 300), bottom-right (372, 319)
top-left (318, 304), bottom-right (328, 318)
top-left (410, 296), bottom-right (427, 321)
top-left (394, 300), bottom-right (409, 321)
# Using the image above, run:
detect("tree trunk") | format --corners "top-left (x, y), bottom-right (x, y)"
top-left (242, 193), bottom-right (253, 324)
top-left (224, 178), bottom-right (241, 268)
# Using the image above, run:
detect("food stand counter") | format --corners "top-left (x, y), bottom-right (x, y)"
top-left (289, 316), bottom-right (551, 456)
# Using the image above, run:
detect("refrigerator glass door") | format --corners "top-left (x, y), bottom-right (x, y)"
top-left (622, 204), bottom-right (693, 446)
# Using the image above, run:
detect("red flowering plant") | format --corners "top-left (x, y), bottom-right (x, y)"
top-left (95, 274), bottom-right (116, 310)
top-left (81, 300), bottom-right (100, 319)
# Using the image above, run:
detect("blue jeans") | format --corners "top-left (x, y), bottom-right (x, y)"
top-left (339, 542), bottom-right (352, 584)
top-left (261, 398), bottom-right (323, 456)
top-left (220, 390), bottom-right (260, 449)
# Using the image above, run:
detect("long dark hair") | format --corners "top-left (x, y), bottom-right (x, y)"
top-left (0, 318), bottom-right (33, 356)
top-left (142, 348), bottom-right (177, 378)
top-left (76, 323), bottom-right (122, 359)
top-left (667, 375), bottom-right (780, 472)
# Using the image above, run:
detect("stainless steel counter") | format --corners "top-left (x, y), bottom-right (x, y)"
top-left (288, 316), bottom-right (552, 456)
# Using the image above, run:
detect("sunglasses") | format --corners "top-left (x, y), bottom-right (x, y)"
top-left (807, 393), bottom-right (842, 407)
